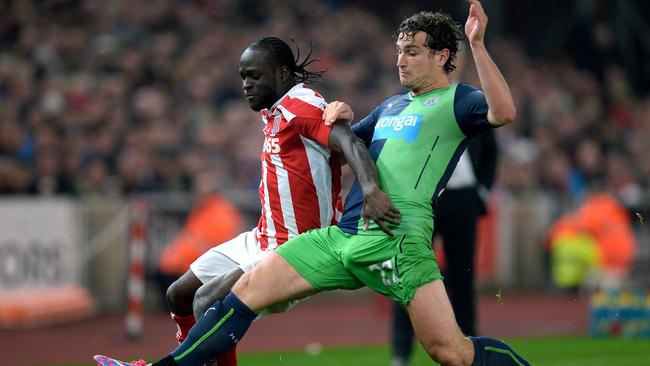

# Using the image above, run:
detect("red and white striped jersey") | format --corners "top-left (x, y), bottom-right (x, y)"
top-left (256, 83), bottom-right (342, 251)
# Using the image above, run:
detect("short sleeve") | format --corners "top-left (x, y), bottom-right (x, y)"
top-left (454, 83), bottom-right (493, 138)
top-left (277, 94), bottom-right (332, 147)
top-left (290, 116), bottom-right (333, 147)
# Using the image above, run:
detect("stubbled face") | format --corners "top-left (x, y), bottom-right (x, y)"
top-left (395, 31), bottom-right (443, 94)
top-left (239, 48), bottom-right (280, 111)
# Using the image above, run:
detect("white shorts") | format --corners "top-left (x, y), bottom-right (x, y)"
top-left (189, 228), bottom-right (267, 284)
top-left (189, 228), bottom-right (297, 315)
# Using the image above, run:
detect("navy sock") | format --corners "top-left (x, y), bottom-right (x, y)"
top-left (151, 355), bottom-right (177, 366)
top-left (167, 292), bottom-right (257, 366)
top-left (470, 336), bottom-right (530, 366)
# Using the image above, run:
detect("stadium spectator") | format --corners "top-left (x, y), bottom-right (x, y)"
top-left (546, 189), bottom-right (637, 292)
top-left (0, 0), bottom-right (647, 215)
top-left (156, 169), bottom-right (244, 289)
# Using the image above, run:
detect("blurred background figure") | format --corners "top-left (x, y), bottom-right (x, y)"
top-left (156, 170), bottom-right (244, 297)
top-left (545, 185), bottom-right (637, 293)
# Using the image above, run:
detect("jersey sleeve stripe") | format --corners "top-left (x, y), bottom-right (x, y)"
top-left (270, 154), bottom-right (299, 240)
top-left (260, 160), bottom-right (279, 250)
top-left (300, 136), bottom-right (333, 228)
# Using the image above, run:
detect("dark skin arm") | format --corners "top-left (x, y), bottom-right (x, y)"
top-left (328, 123), bottom-right (400, 235)
top-left (193, 268), bottom-right (244, 320)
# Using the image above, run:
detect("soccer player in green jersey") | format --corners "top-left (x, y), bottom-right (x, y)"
top-left (94, 1), bottom-right (530, 365)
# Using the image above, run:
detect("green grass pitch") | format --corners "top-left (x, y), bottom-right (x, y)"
top-left (55, 336), bottom-right (650, 366)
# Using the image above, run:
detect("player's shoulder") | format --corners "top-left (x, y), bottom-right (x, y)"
top-left (375, 92), bottom-right (409, 112)
top-left (454, 82), bottom-right (485, 101)
top-left (283, 84), bottom-right (327, 111)
top-left (278, 84), bottom-right (327, 121)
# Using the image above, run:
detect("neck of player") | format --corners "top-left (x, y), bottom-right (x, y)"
top-left (411, 75), bottom-right (450, 96)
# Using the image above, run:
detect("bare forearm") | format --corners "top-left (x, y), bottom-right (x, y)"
top-left (470, 42), bottom-right (516, 125)
top-left (328, 123), bottom-right (400, 234)
top-left (345, 137), bottom-right (380, 195)
top-left (328, 124), bottom-right (380, 194)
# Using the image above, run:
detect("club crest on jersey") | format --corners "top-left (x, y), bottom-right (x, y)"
top-left (422, 96), bottom-right (439, 106)
top-left (270, 115), bottom-right (282, 135)
top-left (372, 114), bottom-right (423, 143)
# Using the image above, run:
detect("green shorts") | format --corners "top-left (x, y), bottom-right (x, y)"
top-left (275, 226), bottom-right (442, 305)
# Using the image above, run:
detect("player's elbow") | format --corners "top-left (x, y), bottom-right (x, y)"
top-left (489, 106), bottom-right (516, 126)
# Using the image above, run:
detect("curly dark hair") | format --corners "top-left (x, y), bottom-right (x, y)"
top-left (394, 11), bottom-right (465, 74)
top-left (250, 37), bottom-right (324, 84)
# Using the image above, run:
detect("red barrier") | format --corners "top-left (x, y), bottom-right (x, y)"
top-left (125, 198), bottom-right (148, 339)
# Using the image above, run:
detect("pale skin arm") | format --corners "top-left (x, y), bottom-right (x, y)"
top-left (466, 0), bottom-right (516, 126)
top-left (323, 101), bottom-right (354, 126)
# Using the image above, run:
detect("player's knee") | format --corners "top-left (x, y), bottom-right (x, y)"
top-left (166, 273), bottom-right (201, 312)
top-left (423, 341), bottom-right (465, 366)
top-left (192, 286), bottom-right (212, 319)
top-left (166, 279), bottom-right (182, 309)
top-left (231, 271), bottom-right (252, 294)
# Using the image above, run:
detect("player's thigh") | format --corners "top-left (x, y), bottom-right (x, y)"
top-left (232, 252), bottom-right (317, 313)
top-left (194, 267), bottom-right (245, 318)
top-left (234, 227), bottom-right (362, 312)
top-left (190, 229), bottom-right (256, 284)
top-left (406, 280), bottom-right (467, 356)
top-left (276, 227), bottom-right (364, 292)
top-left (350, 235), bottom-right (442, 305)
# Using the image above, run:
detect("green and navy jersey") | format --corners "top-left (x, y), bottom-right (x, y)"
top-left (337, 83), bottom-right (493, 239)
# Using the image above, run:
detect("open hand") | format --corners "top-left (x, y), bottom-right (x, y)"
top-left (323, 101), bottom-right (354, 126)
top-left (362, 186), bottom-right (400, 236)
top-left (465, 0), bottom-right (488, 46)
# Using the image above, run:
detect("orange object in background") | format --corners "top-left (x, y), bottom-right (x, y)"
top-left (577, 193), bottom-right (636, 273)
top-left (546, 193), bottom-right (637, 287)
top-left (0, 286), bottom-right (95, 328)
top-left (158, 195), bottom-right (244, 277)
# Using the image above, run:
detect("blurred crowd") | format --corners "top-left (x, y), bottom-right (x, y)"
top-left (0, 0), bottom-right (648, 213)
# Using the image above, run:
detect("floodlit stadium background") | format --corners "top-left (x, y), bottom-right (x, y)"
top-left (0, 1), bottom-right (649, 365)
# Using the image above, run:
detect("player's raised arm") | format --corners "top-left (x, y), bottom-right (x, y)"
top-left (327, 123), bottom-right (400, 235)
top-left (465, 0), bottom-right (516, 126)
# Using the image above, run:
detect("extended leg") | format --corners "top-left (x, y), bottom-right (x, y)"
top-left (407, 280), bottom-right (472, 366)
top-left (407, 280), bottom-right (529, 366)
top-left (153, 253), bottom-right (316, 366)
top-left (193, 267), bottom-right (245, 366)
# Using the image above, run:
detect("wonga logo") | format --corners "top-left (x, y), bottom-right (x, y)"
top-left (372, 114), bottom-right (423, 143)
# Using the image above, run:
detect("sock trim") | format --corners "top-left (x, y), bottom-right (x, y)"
top-left (484, 346), bottom-right (525, 366)
top-left (173, 308), bottom-right (235, 361)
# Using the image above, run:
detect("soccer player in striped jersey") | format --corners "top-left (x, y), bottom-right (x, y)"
top-left (94, 1), bottom-right (530, 366)
top-left (158, 37), bottom-right (398, 366)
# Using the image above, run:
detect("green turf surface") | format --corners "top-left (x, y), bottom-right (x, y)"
top-left (57, 336), bottom-right (650, 366)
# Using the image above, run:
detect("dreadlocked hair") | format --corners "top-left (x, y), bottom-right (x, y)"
top-left (250, 37), bottom-right (324, 84)
top-left (394, 11), bottom-right (465, 74)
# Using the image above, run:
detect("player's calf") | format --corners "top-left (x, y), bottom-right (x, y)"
top-left (470, 337), bottom-right (531, 366)
top-left (163, 292), bottom-right (256, 366)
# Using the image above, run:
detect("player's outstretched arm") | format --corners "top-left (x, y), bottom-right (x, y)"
top-left (328, 123), bottom-right (400, 235)
top-left (465, 0), bottom-right (516, 126)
